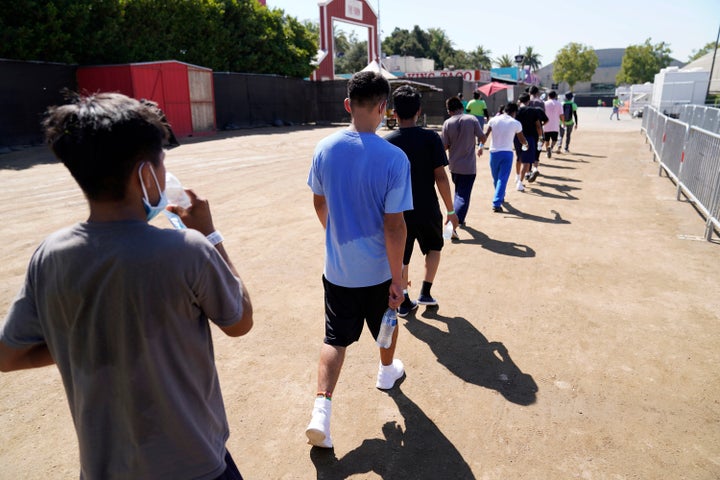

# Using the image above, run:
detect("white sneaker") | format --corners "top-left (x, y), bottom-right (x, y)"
top-left (516, 181), bottom-right (525, 191)
top-left (306, 397), bottom-right (333, 448)
top-left (376, 359), bottom-right (405, 390)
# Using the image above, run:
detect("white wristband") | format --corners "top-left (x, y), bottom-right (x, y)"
top-left (206, 231), bottom-right (224, 246)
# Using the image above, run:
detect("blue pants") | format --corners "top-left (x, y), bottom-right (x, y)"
top-left (451, 172), bottom-right (476, 225)
top-left (489, 151), bottom-right (513, 207)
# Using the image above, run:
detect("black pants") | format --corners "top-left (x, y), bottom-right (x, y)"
top-left (214, 450), bottom-right (243, 480)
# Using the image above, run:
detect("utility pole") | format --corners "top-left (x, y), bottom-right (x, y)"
top-left (704, 22), bottom-right (720, 104)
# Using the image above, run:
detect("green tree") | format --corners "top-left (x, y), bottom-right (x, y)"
top-left (522, 46), bottom-right (542, 71)
top-left (616, 38), bottom-right (671, 85)
top-left (427, 27), bottom-right (456, 69)
top-left (495, 54), bottom-right (514, 68)
top-left (553, 42), bottom-right (599, 90)
top-left (335, 31), bottom-right (368, 73)
top-left (0, 0), bottom-right (318, 78)
top-left (382, 26), bottom-right (428, 58)
top-left (689, 41), bottom-right (718, 61)
top-left (468, 46), bottom-right (492, 70)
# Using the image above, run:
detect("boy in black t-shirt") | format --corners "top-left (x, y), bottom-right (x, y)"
top-left (385, 86), bottom-right (458, 316)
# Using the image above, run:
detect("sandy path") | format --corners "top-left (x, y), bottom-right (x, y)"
top-left (1, 108), bottom-right (718, 479)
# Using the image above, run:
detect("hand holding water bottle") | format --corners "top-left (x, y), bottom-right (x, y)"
top-left (164, 173), bottom-right (216, 236)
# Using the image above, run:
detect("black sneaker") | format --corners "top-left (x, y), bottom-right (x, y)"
top-left (547, 149), bottom-right (552, 158)
top-left (417, 294), bottom-right (438, 306)
top-left (397, 300), bottom-right (418, 317)
top-left (528, 170), bottom-right (539, 183)
top-left (492, 206), bottom-right (503, 213)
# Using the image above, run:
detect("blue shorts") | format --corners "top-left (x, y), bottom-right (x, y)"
top-left (322, 276), bottom-right (391, 347)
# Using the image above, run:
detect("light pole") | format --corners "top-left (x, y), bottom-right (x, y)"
top-left (704, 22), bottom-right (719, 104)
top-left (514, 54), bottom-right (525, 84)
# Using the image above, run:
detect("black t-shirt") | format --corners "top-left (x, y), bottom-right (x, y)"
top-left (385, 126), bottom-right (448, 221)
top-left (516, 106), bottom-right (548, 138)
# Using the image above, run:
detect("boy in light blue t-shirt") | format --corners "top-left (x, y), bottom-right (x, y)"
top-left (305, 71), bottom-right (413, 449)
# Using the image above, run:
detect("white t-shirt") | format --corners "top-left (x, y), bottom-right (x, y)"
top-left (544, 99), bottom-right (564, 132)
top-left (487, 114), bottom-right (522, 152)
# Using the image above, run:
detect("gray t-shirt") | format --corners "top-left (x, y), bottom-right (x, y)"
top-left (441, 113), bottom-right (484, 175)
top-left (1, 221), bottom-right (244, 480)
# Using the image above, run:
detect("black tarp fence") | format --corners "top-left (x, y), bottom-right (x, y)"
top-left (0, 59), bottom-right (78, 150)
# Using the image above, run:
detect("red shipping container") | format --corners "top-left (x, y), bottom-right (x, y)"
top-left (77, 60), bottom-right (215, 138)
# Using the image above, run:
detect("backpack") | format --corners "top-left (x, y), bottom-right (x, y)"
top-left (563, 102), bottom-right (574, 122)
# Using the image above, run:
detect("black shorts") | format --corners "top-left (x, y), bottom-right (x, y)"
top-left (544, 131), bottom-right (558, 142)
top-left (403, 215), bottom-right (443, 264)
top-left (322, 276), bottom-right (391, 347)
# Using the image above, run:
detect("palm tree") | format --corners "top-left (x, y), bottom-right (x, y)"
top-left (470, 46), bottom-right (492, 70)
top-left (495, 54), bottom-right (513, 68)
top-left (522, 46), bottom-right (542, 71)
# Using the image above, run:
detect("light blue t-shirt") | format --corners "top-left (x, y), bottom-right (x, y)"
top-left (308, 129), bottom-right (413, 288)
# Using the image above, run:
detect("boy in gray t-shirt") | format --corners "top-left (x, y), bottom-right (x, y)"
top-left (0, 93), bottom-right (253, 480)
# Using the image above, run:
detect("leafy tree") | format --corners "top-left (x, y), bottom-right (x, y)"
top-left (616, 38), bottom-right (671, 85)
top-left (495, 54), bottom-right (514, 68)
top-left (522, 46), bottom-right (542, 71)
top-left (468, 46), bottom-right (492, 70)
top-left (427, 27), bottom-right (455, 69)
top-left (553, 42), bottom-right (599, 90)
top-left (0, 0), bottom-right (319, 78)
top-left (335, 31), bottom-right (369, 73)
top-left (382, 26), bottom-right (429, 58)
top-left (689, 41), bottom-right (718, 61)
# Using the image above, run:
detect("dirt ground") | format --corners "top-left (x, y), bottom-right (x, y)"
top-left (1, 107), bottom-right (719, 479)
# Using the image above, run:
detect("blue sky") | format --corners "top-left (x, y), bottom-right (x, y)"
top-left (266, 0), bottom-right (718, 64)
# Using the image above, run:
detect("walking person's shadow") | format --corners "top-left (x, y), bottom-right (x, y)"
top-left (405, 309), bottom-right (538, 406)
top-left (310, 381), bottom-right (475, 479)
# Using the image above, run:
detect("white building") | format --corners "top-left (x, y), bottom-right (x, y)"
top-left (383, 55), bottom-right (434, 74)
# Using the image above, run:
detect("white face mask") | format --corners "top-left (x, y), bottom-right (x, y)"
top-left (138, 162), bottom-right (168, 221)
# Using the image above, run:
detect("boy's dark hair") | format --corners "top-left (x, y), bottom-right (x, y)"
top-left (548, 90), bottom-right (557, 99)
top-left (529, 85), bottom-right (539, 95)
top-left (44, 92), bottom-right (168, 202)
top-left (473, 91), bottom-right (480, 100)
top-left (446, 96), bottom-right (464, 113)
top-left (504, 102), bottom-right (519, 115)
top-left (347, 71), bottom-right (390, 108)
top-left (392, 85), bottom-right (422, 120)
top-left (518, 93), bottom-right (530, 104)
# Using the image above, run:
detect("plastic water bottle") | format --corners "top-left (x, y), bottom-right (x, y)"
top-left (376, 308), bottom-right (397, 349)
top-left (537, 140), bottom-right (544, 150)
top-left (163, 172), bottom-right (191, 229)
top-left (442, 221), bottom-right (454, 240)
top-left (521, 143), bottom-right (529, 152)
top-left (165, 172), bottom-right (191, 208)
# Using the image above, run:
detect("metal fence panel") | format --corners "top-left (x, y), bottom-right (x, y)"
top-left (701, 108), bottom-right (720, 134)
top-left (678, 105), bottom-right (692, 123)
top-left (659, 118), bottom-right (688, 179)
top-left (680, 126), bottom-right (720, 239)
top-left (643, 106), bottom-right (720, 241)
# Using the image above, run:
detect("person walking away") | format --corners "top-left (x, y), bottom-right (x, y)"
top-left (385, 86), bottom-right (458, 317)
top-left (560, 92), bottom-right (578, 152)
top-left (513, 93), bottom-right (547, 190)
top-left (442, 96), bottom-right (487, 239)
top-left (305, 71), bottom-right (413, 449)
top-left (485, 102), bottom-right (528, 212)
top-left (543, 90), bottom-right (565, 159)
top-left (465, 91), bottom-right (490, 130)
top-left (458, 92), bottom-right (468, 111)
top-left (527, 85), bottom-right (547, 178)
top-left (610, 96), bottom-right (621, 120)
top-left (0, 92), bottom-right (254, 480)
